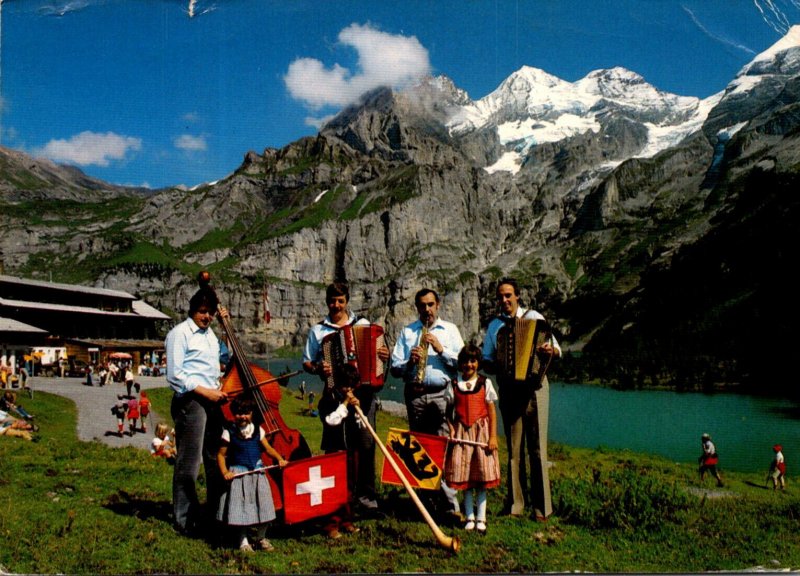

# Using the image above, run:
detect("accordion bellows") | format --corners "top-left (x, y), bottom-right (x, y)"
top-left (321, 324), bottom-right (386, 390)
top-left (496, 318), bottom-right (551, 386)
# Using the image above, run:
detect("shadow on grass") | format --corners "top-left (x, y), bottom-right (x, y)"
top-left (103, 490), bottom-right (173, 524)
top-left (744, 480), bottom-right (770, 490)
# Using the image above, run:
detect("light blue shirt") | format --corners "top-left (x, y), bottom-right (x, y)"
top-left (482, 307), bottom-right (561, 362)
top-left (391, 318), bottom-right (464, 389)
top-left (302, 312), bottom-right (368, 364)
top-left (165, 316), bottom-right (224, 396)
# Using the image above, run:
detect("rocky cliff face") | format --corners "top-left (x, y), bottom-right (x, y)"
top-left (2, 28), bottom-right (800, 392)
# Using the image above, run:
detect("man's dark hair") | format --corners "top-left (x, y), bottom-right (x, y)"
top-left (496, 277), bottom-right (521, 297)
top-left (414, 288), bottom-right (440, 306)
top-left (457, 342), bottom-right (483, 370)
top-left (188, 287), bottom-right (219, 315)
top-left (326, 282), bottom-right (350, 303)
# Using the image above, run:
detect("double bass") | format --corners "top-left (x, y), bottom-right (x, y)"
top-left (198, 271), bottom-right (311, 509)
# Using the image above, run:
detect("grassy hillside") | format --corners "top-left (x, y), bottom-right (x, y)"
top-left (1, 387), bottom-right (799, 574)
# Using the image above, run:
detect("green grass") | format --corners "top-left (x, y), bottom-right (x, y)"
top-left (2, 386), bottom-right (800, 573)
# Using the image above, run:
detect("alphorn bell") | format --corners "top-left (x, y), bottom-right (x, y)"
top-left (353, 404), bottom-right (460, 553)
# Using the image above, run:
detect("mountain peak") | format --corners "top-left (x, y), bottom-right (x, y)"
top-left (749, 24), bottom-right (800, 67)
top-left (504, 65), bottom-right (567, 90)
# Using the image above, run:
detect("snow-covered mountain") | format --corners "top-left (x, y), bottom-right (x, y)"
top-left (2, 26), bottom-right (800, 392)
top-left (438, 25), bottom-right (800, 176)
top-left (444, 65), bottom-right (708, 174)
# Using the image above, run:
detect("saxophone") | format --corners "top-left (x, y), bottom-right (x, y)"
top-left (414, 324), bottom-right (429, 385)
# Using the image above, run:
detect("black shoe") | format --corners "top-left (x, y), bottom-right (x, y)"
top-left (174, 523), bottom-right (202, 539)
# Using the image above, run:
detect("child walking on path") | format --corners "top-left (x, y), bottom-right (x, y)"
top-left (444, 343), bottom-right (501, 534)
top-left (216, 396), bottom-right (287, 552)
top-left (111, 400), bottom-right (127, 437)
top-left (769, 444), bottom-right (786, 490)
top-left (139, 390), bottom-right (151, 433)
top-left (126, 396), bottom-right (140, 436)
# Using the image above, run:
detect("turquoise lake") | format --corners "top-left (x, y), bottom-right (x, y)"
top-left (262, 358), bottom-right (799, 474)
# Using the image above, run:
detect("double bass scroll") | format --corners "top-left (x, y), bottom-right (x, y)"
top-left (197, 271), bottom-right (311, 470)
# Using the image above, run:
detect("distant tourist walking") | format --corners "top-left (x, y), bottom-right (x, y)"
top-left (111, 399), bottom-right (128, 437)
top-left (698, 433), bottom-right (723, 487)
top-left (139, 390), bottom-right (151, 433)
top-left (769, 444), bottom-right (786, 490)
top-left (125, 366), bottom-right (135, 397)
top-left (126, 396), bottom-right (140, 436)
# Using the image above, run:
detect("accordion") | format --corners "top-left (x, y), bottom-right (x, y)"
top-left (495, 317), bottom-right (552, 390)
top-left (321, 324), bottom-right (386, 391)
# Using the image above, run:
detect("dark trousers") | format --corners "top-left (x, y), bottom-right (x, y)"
top-left (171, 392), bottom-right (224, 531)
top-left (404, 388), bottom-right (460, 514)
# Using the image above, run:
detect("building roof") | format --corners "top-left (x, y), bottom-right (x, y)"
top-left (69, 338), bottom-right (165, 350)
top-left (131, 300), bottom-right (171, 320)
top-left (0, 274), bottom-right (135, 300)
top-left (0, 316), bottom-right (48, 333)
top-left (0, 297), bottom-right (170, 320)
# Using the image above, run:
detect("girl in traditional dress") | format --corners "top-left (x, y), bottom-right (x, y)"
top-left (444, 343), bottom-right (500, 534)
top-left (216, 396), bottom-right (287, 552)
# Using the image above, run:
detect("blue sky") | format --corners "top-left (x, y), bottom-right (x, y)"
top-left (1, 0), bottom-right (798, 189)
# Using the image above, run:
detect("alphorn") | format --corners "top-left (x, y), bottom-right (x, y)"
top-left (353, 404), bottom-right (460, 553)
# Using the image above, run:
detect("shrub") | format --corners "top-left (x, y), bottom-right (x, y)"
top-left (555, 464), bottom-right (691, 532)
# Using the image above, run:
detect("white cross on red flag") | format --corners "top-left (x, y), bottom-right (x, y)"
top-left (282, 451), bottom-right (349, 524)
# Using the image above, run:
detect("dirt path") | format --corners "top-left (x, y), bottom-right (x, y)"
top-left (28, 375), bottom-right (171, 450)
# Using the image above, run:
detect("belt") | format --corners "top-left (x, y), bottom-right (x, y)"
top-left (406, 382), bottom-right (447, 395)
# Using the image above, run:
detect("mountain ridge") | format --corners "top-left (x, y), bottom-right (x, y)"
top-left (1, 26), bottom-right (799, 393)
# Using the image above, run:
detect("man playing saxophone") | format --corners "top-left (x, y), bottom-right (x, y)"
top-left (390, 288), bottom-right (465, 523)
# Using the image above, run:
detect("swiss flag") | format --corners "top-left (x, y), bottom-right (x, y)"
top-left (262, 282), bottom-right (271, 324)
top-left (282, 451), bottom-right (349, 524)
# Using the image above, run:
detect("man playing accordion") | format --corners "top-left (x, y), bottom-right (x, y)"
top-left (481, 277), bottom-right (560, 521)
top-left (302, 281), bottom-right (390, 512)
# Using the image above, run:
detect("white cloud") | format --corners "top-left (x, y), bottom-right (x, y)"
top-left (174, 134), bottom-right (208, 151)
top-left (35, 131), bottom-right (142, 167)
top-left (284, 23), bottom-right (431, 109)
top-left (682, 6), bottom-right (756, 55)
top-left (37, 1), bottom-right (92, 18)
top-left (304, 113), bottom-right (337, 130)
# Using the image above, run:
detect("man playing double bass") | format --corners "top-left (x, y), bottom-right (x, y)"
top-left (165, 285), bottom-right (230, 537)
top-left (482, 277), bottom-right (560, 521)
top-left (390, 288), bottom-right (464, 522)
top-left (302, 281), bottom-right (390, 511)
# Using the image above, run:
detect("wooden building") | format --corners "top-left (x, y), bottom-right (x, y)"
top-left (0, 274), bottom-right (170, 372)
